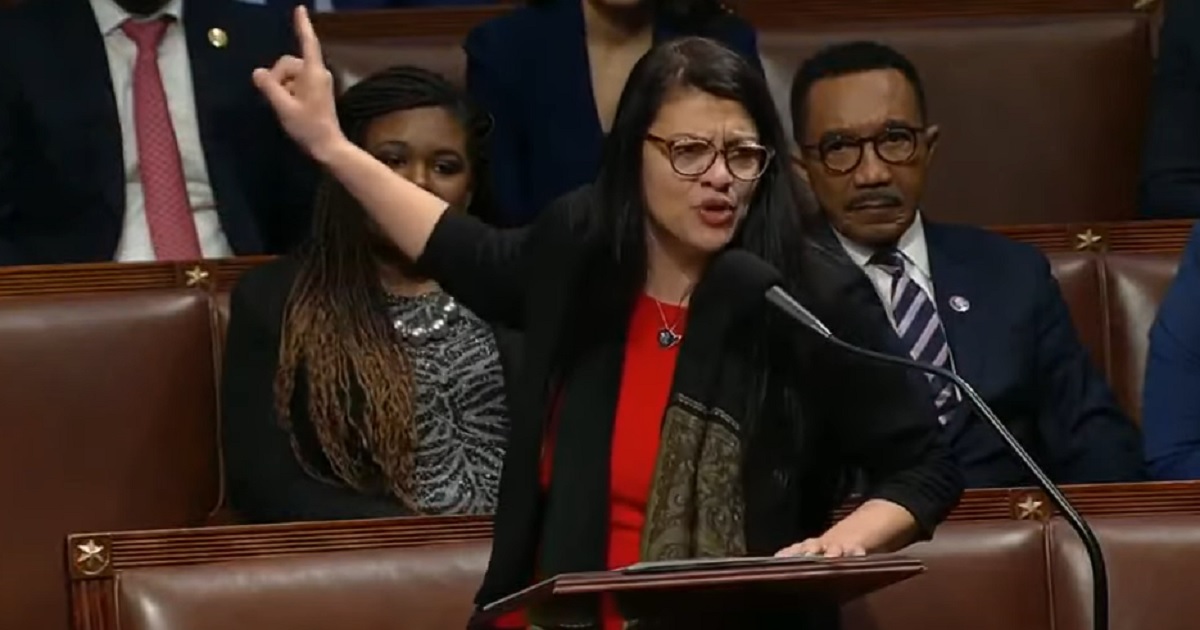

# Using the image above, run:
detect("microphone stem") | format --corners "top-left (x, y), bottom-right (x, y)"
top-left (818, 334), bottom-right (1109, 630)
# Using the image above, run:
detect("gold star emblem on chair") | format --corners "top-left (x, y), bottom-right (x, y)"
top-left (184, 265), bottom-right (210, 288)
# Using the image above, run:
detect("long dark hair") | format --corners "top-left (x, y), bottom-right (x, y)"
top-left (273, 66), bottom-right (493, 511)
top-left (528, 0), bottom-right (735, 30)
top-left (561, 36), bottom-right (811, 370)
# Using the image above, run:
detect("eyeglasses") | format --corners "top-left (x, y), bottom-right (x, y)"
top-left (646, 133), bottom-right (774, 181)
top-left (801, 125), bottom-right (929, 174)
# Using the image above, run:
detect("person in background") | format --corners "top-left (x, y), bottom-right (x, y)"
top-left (464, 0), bottom-right (762, 226)
top-left (790, 41), bottom-right (1145, 488)
top-left (0, 0), bottom-right (316, 266)
top-left (256, 8), bottom-right (962, 628)
top-left (222, 65), bottom-right (518, 523)
top-left (1143, 223), bottom-right (1200, 479)
top-left (1139, 0), bottom-right (1200, 218)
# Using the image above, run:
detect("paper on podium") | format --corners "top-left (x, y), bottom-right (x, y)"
top-left (473, 553), bottom-right (924, 626)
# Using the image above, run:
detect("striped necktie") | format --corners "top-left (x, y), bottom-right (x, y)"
top-left (868, 249), bottom-right (959, 424)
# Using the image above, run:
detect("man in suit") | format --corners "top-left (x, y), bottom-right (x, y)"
top-left (1139, 0), bottom-right (1200, 219)
top-left (0, 0), bottom-right (316, 266)
top-left (789, 41), bottom-right (1145, 488)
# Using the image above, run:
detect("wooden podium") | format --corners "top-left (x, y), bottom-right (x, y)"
top-left (471, 554), bottom-right (925, 629)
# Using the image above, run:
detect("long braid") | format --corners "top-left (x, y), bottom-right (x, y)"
top-left (273, 65), bottom-right (493, 511)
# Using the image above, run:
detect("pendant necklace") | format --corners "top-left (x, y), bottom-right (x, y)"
top-left (652, 292), bottom-right (689, 349)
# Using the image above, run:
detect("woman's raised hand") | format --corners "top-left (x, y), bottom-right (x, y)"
top-left (253, 6), bottom-right (345, 160)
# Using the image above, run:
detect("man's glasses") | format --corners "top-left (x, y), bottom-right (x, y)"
top-left (801, 125), bottom-right (929, 174)
top-left (646, 134), bottom-right (774, 181)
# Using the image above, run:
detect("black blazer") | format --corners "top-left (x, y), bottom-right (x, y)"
top-left (0, 0), bottom-right (316, 265)
top-left (220, 257), bottom-right (523, 523)
top-left (415, 186), bottom-right (963, 612)
top-left (819, 221), bottom-right (1145, 487)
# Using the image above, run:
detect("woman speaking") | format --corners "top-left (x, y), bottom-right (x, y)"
top-left (254, 8), bottom-right (963, 629)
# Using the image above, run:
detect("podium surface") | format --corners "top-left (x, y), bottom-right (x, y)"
top-left (474, 554), bottom-right (925, 628)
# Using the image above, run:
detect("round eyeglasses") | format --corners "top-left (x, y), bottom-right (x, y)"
top-left (646, 134), bottom-right (774, 181)
top-left (801, 125), bottom-right (928, 174)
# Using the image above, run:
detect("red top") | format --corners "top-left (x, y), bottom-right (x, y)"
top-left (495, 294), bottom-right (684, 629)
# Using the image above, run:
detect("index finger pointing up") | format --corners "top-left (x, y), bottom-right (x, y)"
top-left (294, 5), bottom-right (324, 68)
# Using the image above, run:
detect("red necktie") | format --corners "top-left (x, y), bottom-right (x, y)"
top-left (121, 18), bottom-right (203, 261)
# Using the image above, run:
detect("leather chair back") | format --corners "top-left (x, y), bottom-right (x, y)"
top-left (1045, 251), bottom-right (1182, 424)
top-left (318, 15), bottom-right (1151, 226)
top-left (842, 520), bottom-right (1051, 630)
top-left (1050, 514), bottom-right (1200, 630)
top-left (118, 541), bottom-right (489, 630)
top-left (1103, 253), bottom-right (1181, 421)
top-left (0, 290), bottom-right (222, 630)
top-left (760, 13), bottom-right (1150, 226)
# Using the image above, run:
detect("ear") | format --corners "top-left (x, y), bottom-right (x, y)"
top-left (924, 124), bottom-right (941, 162)
top-left (790, 147), bottom-right (810, 184)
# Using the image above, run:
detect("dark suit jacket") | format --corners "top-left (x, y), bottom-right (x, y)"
top-left (1139, 0), bottom-right (1200, 218)
top-left (0, 0), bottom-right (316, 266)
top-left (831, 222), bottom-right (1145, 487)
top-left (463, 0), bottom-right (762, 226)
top-left (1143, 223), bottom-right (1200, 479)
top-left (220, 257), bottom-right (523, 523)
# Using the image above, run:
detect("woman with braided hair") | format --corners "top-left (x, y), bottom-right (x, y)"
top-left (221, 65), bottom-right (518, 522)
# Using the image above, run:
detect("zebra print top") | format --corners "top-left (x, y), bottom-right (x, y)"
top-left (385, 290), bottom-right (510, 515)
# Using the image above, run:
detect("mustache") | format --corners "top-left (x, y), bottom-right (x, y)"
top-left (847, 191), bottom-right (904, 210)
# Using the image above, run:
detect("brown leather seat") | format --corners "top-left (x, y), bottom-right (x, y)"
top-left (1050, 514), bottom-right (1200, 630)
top-left (842, 520), bottom-right (1051, 630)
top-left (1048, 252), bottom-right (1108, 379)
top-left (1103, 253), bottom-right (1181, 421)
top-left (760, 13), bottom-right (1150, 226)
top-left (1045, 251), bottom-right (1182, 424)
top-left (105, 515), bottom-right (1200, 630)
top-left (0, 290), bottom-right (222, 630)
top-left (109, 522), bottom-right (1052, 630)
top-left (118, 540), bottom-right (489, 630)
top-left (318, 14), bottom-right (1150, 226)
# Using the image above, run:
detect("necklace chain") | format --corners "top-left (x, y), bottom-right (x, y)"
top-left (651, 286), bottom-right (692, 349)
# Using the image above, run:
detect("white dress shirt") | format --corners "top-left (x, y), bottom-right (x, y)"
top-left (833, 212), bottom-right (960, 375)
top-left (90, 0), bottom-right (232, 262)
top-left (833, 212), bottom-right (936, 317)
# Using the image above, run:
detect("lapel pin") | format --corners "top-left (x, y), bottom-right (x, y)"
top-left (207, 27), bottom-right (228, 49)
top-left (949, 295), bottom-right (970, 313)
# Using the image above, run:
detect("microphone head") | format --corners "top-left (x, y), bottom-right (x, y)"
top-left (691, 249), bottom-right (785, 323)
top-left (708, 248), bottom-right (785, 294)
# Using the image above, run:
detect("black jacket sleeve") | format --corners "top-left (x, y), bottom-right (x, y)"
top-left (803, 246), bottom-right (964, 537)
top-left (417, 186), bottom-right (594, 330)
top-left (220, 260), bottom-right (411, 523)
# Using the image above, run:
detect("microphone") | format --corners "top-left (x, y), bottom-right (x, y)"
top-left (712, 249), bottom-right (1109, 630)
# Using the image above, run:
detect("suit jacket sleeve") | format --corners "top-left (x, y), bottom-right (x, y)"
top-left (464, 24), bottom-right (529, 226)
top-left (805, 254), bottom-right (964, 537)
top-left (1143, 225), bottom-right (1200, 479)
top-left (1028, 254), bottom-right (1146, 483)
top-left (220, 263), bottom-right (411, 523)
top-left (1139, 0), bottom-right (1200, 218)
